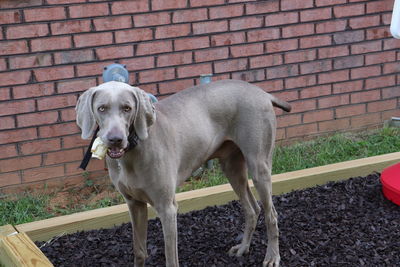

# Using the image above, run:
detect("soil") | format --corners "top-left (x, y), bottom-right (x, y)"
top-left (37, 173), bottom-right (400, 266)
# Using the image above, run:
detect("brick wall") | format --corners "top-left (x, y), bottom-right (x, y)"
top-left (0, 0), bottom-right (399, 191)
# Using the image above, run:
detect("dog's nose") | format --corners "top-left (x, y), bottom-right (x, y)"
top-left (107, 135), bottom-right (123, 146)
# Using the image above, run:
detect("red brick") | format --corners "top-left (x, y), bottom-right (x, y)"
top-left (336, 104), bottom-right (366, 118)
top-left (350, 15), bottom-right (380, 29)
top-left (231, 69), bottom-right (265, 82)
top-left (62, 134), bottom-right (90, 149)
top-left (24, 7), bottom-right (66, 22)
top-left (13, 83), bottom-right (54, 99)
top-left (351, 66), bottom-right (381, 79)
top-left (209, 4), bottom-right (243, 19)
top-left (366, 51), bottom-right (396, 65)
top-left (0, 116), bottom-right (15, 130)
top-left (159, 79), bottom-right (195, 95)
top-left (155, 24), bottom-right (191, 39)
top-left (315, 0), bottom-right (346, 7)
top-left (267, 65), bottom-right (299, 79)
top-left (74, 32), bottom-right (113, 48)
top-left (17, 111), bottom-right (58, 127)
top-left (383, 38), bottom-right (400, 50)
top-left (334, 4), bottom-right (365, 18)
top-left (194, 48), bottom-right (228, 63)
top-left (0, 128), bottom-right (37, 145)
top-left (334, 55), bottom-right (364, 69)
top-left (382, 86), bottom-right (400, 99)
top-left (230, 16), bottom-right (263, 31)
top-left (351, 113), bottom-right (381, 128)
top-left (44, 148), bottom-right (82, 165)
top-left (177, 63), bottom-right (212, 79)
top-left (266, 39), bottom-right (298, 53)
top-left (57, 78), bottom-right (96, 94)
top-left (368, 99), bottom-right (397, 113)
top-left (290, 99), bottom-right (317, 113)
top-left (94, 16), bottom-right (132, 31)
top-left (172, 8), bottom-right (207, 23)
top-left (366, 0), bottom-right (393, 13)
top-left (61, 108), bottom-right (76, 122)
top-left (193, 20), bottom-right (228, 34)
top-left (6, 23), bottom-right (48, 39)
top-left (51, 20), bottom-right (91, 35)
top-left (0, 155), bottom-right (41, 172)
top-left (39, 122), bottom-right (80, 138)
top-left (333, 30), bottom-right (364, 44)
top-left (0, 58), bottom-right (6, 71)
top-left (247, 28), bottom-right (280, 42)
top-left (210, 32), bottom-right (245, 47)
top-left (34, 66), bottom-right (74, 82)
top-left (190, 0), bottom-right (224, 7)
top-left (283, 23), bottom-right (314, 38)
top-left (20, 139), bottom-right (61, 155)
top-left (382, 109), bottom-right (400, 121)
top-left (316, 20), bottom-right (347, 34)
top-left (230, 43), bottom-right (263, 58)
top-left (9, 53), bottom-right (52, 69)
top-left (285, 74), bottom-right (317, 89)
top-left (23, 165), bottom-right (65, 183)
top-left (300, 60), bottom-right (332, 75)
top-left (250, 54), bottom-right (283, 68)
top-left (0, 71), bottom-right (31, 86)
top-left (0, 88), bottom-right (10, 101)
top-left (303, 109), bottom-right (334, 123)
top-left (300, 35), bottom-right (331, 49)
top-left (281, 0), bottom-right (313, 10)
top-left (46, 0), bottom-right (85, 4)
top-left (69, 3), bottom-right (109, 18)
top-left (254, 79), bottom-right (284, 92)
top-left (0, 0), bottom-right (42, 8)
top-left (96, 45), bottom-right (133, 60)
top-left (139, 68), bottom-right (175, 83)
top-left (120, 57), bottom-right (155, 71)
top-left (38, 94), bottom-right (76, 111)
top-left (318, 69), bottom-right (349, 84)
top-left (287, 123), bottom-right (318, 138)
top-left (0, 172), bottom-right (21, 187)
top-left (382, 13), bottom-right (392, 25)
top-left (31, 36), bottom-right (72, 52)
top-left (54, 49), bottom-right (94, 64)
top-left (333, 80), bottom-right (363, 94)
top-left (383, 62), bottom-right (400, 74)
top-left (175, 36), bottom-right (209, 51)
top-left (136, 40), bottom-right (173, 55)
top-left (366, 27), bottom-right (391, 40)
top-left (115, 28), bottom-right (153, 43)
top-left (285, 49), bottom-right (316, 64)
top-left (0, 10), bottom-right (22, 24)
top-left (276, 114), bottom-right (301, 128)
top-left (273, 90), bottom-right (299, 103)
top-left (300, 84), bottom-right (331, 99)
top-left (265, 12), bottom-right (298, 26)
top-left (214, 58), bottom-right (247, 73)
top-left (246, 1), bottom-right (279, 14)
top-left (134, 12), bottom-right (170, 27)
top-left (319, 118), bottom-right (350, 132)
top-left (152, 0), bottom-right (187, 10)
top-left (318, 45), bottom-right (349, 59)
top-left (76, 61), bottom-right (110, 77)
top-left (0, 144), bottom-right (18, 160)
top-left (0, 40), bottom-right (28, 55)
top-left (301, 7), bottom-right (332, 22)
top-left (365, 75), bottom-right (396, 89)
top-left (112, 0), bottom-right (149, 14)
top-left (350, 89), bottom-right (381, 104)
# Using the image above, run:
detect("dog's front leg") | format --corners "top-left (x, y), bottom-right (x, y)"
top-left (155, 199), bottom-right (179, 267)
top-left (127, 199), bottom-right (149, 267)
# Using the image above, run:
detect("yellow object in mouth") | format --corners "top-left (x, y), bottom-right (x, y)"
top-left (91, 137), bottom-right (108, 160)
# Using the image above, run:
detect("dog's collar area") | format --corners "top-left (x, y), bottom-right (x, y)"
top-left (79, 127), bottom-right (139, 170)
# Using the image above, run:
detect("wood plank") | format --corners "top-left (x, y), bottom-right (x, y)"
top-left (16, 152), bottom-right (400, 242)
top-left (0, 232), bottom-right (53, 267)
top-left (0, 225), bottom-right (17, 238)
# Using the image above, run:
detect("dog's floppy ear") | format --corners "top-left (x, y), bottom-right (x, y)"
top-left (132, 88), bottom-right (156, 140)
top-left (76, 87), bottom-right (98, 139)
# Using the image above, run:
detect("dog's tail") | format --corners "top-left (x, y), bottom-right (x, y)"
top-left (270, 96), bottom-right (291, 112)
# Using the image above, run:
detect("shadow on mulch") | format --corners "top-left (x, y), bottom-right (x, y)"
top-left (37, 173), bottom-right (400, 266)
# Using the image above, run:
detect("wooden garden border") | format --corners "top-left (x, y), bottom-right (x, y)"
top-left (1, 151), bottom-right (400, 266)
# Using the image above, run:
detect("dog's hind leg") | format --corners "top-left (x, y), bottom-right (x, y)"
top-left (220, 149), bottom-right (261, 257)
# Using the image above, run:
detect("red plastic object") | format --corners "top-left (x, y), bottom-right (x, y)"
top-left (381, 163), bottom-right (400, 206)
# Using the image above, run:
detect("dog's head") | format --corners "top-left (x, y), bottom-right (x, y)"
top-left (76, 81), bottom-right (156, 158)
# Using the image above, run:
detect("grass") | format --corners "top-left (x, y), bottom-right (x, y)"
top-left (1, 127), bottom-right (400, 226)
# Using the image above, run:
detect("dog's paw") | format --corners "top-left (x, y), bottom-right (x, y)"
top-left (228, 244), bottom-right (250, 257)
top-left (262, 249), bottom-right (280, 267)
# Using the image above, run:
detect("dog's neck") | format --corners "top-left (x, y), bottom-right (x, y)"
top-left (127, 128), bottom-right (139, 151)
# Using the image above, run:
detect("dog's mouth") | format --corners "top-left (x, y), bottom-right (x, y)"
top-left (107, 147), bottom-right (126, 159)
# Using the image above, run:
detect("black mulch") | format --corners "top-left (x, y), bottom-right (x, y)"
top-left (37, 173), bottom-right (400, 266)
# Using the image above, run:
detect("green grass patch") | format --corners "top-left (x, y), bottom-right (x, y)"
top-left (1, 127), bottom-right (400, 226)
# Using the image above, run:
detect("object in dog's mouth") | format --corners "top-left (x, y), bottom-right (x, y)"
top-left (91, 137), bottom-right (108, 160)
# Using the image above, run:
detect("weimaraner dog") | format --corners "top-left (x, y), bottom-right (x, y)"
top-left (75, 79), bottom-right (291, 267)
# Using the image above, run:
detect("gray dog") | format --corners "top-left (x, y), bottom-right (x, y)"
top-left (76, 79), bottom-right (291, 267)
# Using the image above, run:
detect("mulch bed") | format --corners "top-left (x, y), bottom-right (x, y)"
top-left (37, 173), bottom-right (400, 266)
